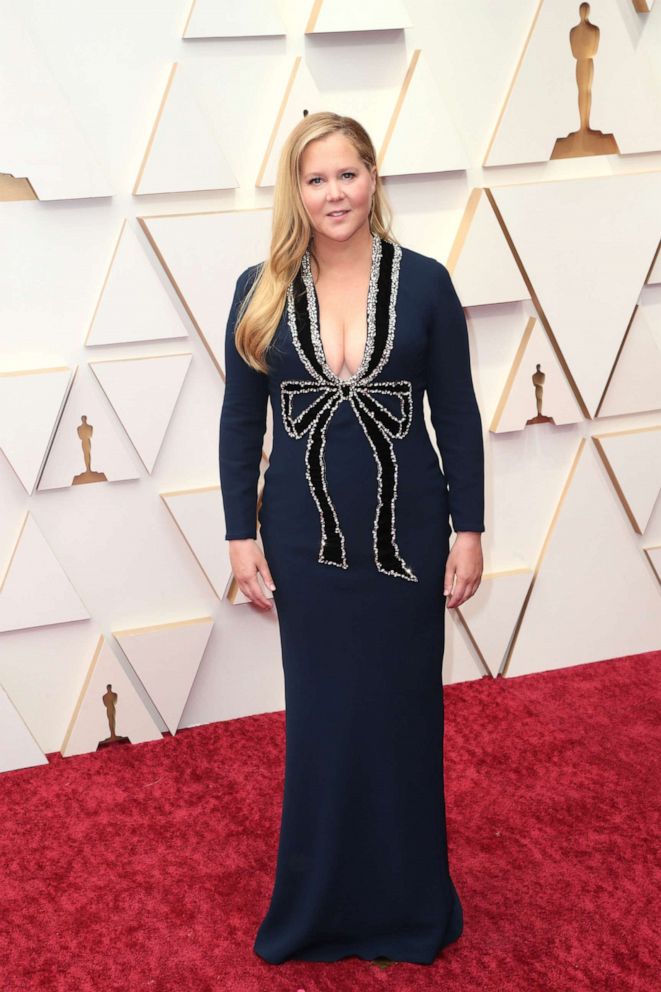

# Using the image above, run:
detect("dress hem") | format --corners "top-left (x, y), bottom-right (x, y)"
top-left (252, 920), bottom-right (463, 966)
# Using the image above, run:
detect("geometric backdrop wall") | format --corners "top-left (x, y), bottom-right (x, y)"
top-left (1, 0), bottom-right (660, 772)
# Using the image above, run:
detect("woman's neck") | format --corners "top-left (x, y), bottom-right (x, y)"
top-left (309, 225), bottom-right (374, 280)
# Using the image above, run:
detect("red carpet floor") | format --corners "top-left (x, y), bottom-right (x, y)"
top-left (1, 650), bottom-right (659, 992)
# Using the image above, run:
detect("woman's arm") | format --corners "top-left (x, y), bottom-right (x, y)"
top-left (218, 266), bottom-right (269, 541)
top-left (425, 261), bottom-right (485, 536)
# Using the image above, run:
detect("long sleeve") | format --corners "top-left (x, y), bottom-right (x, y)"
top-left (425, 262), bottom-right (485, 534)
top-left (218, 265), bottom-right (269, 540)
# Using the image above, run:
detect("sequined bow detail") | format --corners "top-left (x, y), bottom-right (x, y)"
top-left (280, 236), bottom-right (418, 582)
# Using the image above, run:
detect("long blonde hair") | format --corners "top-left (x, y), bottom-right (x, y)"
top-left (234, 111), bottom-right (399, 374)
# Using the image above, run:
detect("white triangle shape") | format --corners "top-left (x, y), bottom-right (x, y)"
top-left (135, 63), bottom-right (238, 195)
top-left (599, 296), bottom-right (661, 417)
top-left (162, 487), bottom-right (234, 599)
top-left (450, 191), bottom-right (529, 307)
top-left (380, 50), bottom-right (467, 177)
top-left (0, 6), bottom-right (112, 200)
top-left (86, 220), bottom-right (190, 347)
top-left (115, 617), bottom-right (214, 734)
top-left (37, 367), bottom-right (142, 491)
top-left (90, 353), bottom-right (192, 473)
top-left (507, 443), bottom-right (661, 675)
top-left (184, 0), bottom-right (286, 37)
top-left (443, 612), bottom-right (488, 685)
top-left (257, 58), bottom-right (324, 188)
top-left (0, 513), bottom-right (89, 633)
top-left (486, 0), bottom-right (661, 166)
top-left (491, 317), bottom-right (583, 432)
top-left (459, 569), bottom-right (533, 677)
top-left (141, 207), bottom-right (273, 371)
top-left (492, 172), bottom-right (661, 416)
top-left (597, 428), bottom-right (661, 534)
top-left (0, 684), bottom-right (48, 773)
top-left (0, 367), bottom-right (72, 494)
top-left (62, 637), bottom-right (163, 757)
top-left (307, 0), bottom-right (412, 33)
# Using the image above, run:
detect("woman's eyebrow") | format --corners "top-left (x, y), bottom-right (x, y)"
top-left (303, 166), bottom-right (357, 178)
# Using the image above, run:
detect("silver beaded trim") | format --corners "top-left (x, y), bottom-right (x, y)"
top-left (280, 381), bottom-right (348, 569)
top-left (281, 235), bottom-right (418, 581)
top-left (301, 233), bottom-right (381, 386)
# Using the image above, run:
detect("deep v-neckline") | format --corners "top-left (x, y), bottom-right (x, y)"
top-left (302, 234), bottom-right (382, 386)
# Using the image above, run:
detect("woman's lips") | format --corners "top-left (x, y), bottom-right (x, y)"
top-left (327, 209), bottom-right (349, 219)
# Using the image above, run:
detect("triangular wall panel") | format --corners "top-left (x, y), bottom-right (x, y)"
top-left (448, 189), bottom-right (530, 308)
top-left (593, 427), bottom-right (661, 535)
top-left (485, 0), bottom-right (661, 167)
top-left (134, 63), bottom-right (238, 195)
top-left (443, 613), bottom-right (490, 685)
top-left (305, 0), bottom-right (412, 33)
top-left (0, 684), bottom-right (49, 773)
top-left (183, 0), bottom-right (286, 37)
top-left (0, 5), bottom-right (111, 200)
top-left (0, 513), bottom-right (89, 634)
top-left (161, 486), bottom-right (273, 604)
top-left (61, 636), bottom-right (163, 757)
top-left (86, 220), bottom-right (190, 347)
top-left (90, 353), bottom-right (193, 473)
top-left (506, 442), bottom-right (661, 676)
top-left (37, 367), bottom-right (142, 491)
top-left (256, 57), bottom-right (324, 188)
top-left (379, 49), bottom-right (467, 177)
top-left (139, 207), bottom-right (273, 375)
top-left (490, 316), bottom-right (584, 432)
top-left (599, 296), bottom-right (661, 417)
top-left (0, 367), bottom-right (72, 494)
top-left (114, 617), bottom-right (214, 734)
top-left (491, 172), bottom-right (661, 417)
top-left (457, 569), bottom-right (534, 678)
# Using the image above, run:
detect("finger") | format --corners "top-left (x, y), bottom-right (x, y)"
top-left (258, 559), bottom-right (276, 593)
top-left (456, 577), bottom-right (480, 607)
top-left (242, 575), bottom-right (272, 609)
top-left (448, 577), bottom-right (469, 609)
top-left (443, 564), bottom-right (455, 598)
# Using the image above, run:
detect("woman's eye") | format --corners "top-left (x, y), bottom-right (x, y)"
top-left (309, 173), bottom-right (356, 185)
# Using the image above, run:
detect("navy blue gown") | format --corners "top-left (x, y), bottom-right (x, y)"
top-left (218, 234), bottom-right (485, 964)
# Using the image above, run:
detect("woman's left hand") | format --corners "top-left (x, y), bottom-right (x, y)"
top-left (444, 532), bottom-right (483, 609)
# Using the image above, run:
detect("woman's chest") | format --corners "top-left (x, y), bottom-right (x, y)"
top-left (313, 277), bottom-right (372, 379)
top-left (266, 279), bottom-right (431, 388)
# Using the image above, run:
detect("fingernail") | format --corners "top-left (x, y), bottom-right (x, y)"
top-left (269, 583), bottom-right (276, 590)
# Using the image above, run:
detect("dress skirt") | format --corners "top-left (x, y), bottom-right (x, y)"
top-left (252, 397), bottom-right (463, 964)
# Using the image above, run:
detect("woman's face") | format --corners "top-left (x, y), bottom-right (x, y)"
top-left (299, 132), bottom-right (376, 243)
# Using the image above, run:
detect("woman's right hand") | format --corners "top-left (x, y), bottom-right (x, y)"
top-left (228, 539), bottom-right (276, 609)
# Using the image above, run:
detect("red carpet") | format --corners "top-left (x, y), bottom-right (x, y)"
top-left (1, 651), bottom-right (659, 992)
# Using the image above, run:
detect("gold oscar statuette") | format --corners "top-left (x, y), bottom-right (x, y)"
top-left (551, 2), bottom-right (619, 159)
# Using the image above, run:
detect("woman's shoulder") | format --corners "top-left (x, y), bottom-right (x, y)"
top-left (237, 260), bottom-right (266, 289)
top-left (399, 242), bottom-right (447, 274)
top-left (397, 242), bottom-right (453, 298)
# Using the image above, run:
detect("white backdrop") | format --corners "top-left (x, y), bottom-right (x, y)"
top-left (0, 0), bottom-right (660, 766)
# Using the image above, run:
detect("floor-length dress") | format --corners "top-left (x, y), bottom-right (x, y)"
top-left (218, 234), bottom-right (485, 964)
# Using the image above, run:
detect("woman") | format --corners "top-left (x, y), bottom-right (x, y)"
top-left (219, 111), bottom-right (485, 965)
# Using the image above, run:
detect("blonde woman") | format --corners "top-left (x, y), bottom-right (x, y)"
top-left (219, 111), bottom-right (484, 965)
